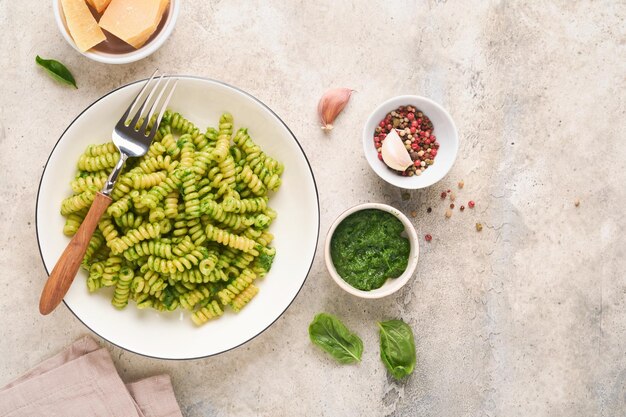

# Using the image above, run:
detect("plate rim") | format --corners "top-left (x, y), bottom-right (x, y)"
top-left (35, 75), bottom-right (320, 360)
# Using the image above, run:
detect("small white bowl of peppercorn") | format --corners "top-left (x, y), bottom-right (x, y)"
top-left (325, 203), bottom-right (419, 299)
top-left (363, 95), bottom-right (458, 189)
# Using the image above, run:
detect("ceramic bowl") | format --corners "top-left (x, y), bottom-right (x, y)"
top-left (362, 95), bottom-right (458, 189)
top-left (53, 0), bottom-right (180, 64)
top-left (324, 203), bottom-right (419, 299)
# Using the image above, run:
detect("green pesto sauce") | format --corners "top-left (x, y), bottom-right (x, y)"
top-left (330, 209), bottom-right (410, 291)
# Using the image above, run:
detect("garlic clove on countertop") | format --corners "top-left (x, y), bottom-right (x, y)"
top-left (381, 129), bottom-right (413, 171)
top-left (318, 88), bottom-right (353, 132)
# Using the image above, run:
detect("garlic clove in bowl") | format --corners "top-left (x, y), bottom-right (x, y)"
top-left (381, 129), bottom-right (413, 171)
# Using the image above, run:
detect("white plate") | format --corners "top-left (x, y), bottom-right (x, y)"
top-left (36, 76), bottom-right (320, 359)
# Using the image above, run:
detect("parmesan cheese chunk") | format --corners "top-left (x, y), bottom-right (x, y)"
top-left (61, 0), bottom-right (107, 52)
top-left (85, 0), bottom-right (113, 13)
top-left (98, 0), bottom-right (169, 49)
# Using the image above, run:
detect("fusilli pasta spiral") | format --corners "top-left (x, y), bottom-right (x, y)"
top-left (60, 111), bottom-right (283, 325)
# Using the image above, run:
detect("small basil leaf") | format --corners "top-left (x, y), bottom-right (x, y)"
top-left (35, 55), bottom-right (77, 88)
top-left (161, 286), bottom-right (176, 309)
top-left (378, 319), bottom-right (416, 379)
top-left (309, 313), bottom-right (363, 364)
top-left (257, 251), bottom-right (275, 272)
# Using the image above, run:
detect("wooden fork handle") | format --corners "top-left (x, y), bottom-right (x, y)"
top-left (39, 192), bottom-right (112, 315)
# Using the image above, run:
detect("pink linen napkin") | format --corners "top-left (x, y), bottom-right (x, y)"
top-left (0, 336), bottom-right (182, 417)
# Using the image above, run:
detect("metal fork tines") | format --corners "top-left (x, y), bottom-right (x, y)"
top-left (102, 71), bottom-right (178, 196)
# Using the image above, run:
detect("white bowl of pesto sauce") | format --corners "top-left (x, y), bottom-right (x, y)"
top-left (324, 203), bottom-right (419, 299)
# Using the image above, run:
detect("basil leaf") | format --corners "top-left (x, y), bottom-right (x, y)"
top-left (161, 287), bottom-right (176, 309)
top-left (35, 55), bottom-right (77, 88)
top-left (378, 319), bottom-right (416, 379)
top-left (257, 251), bottom-right (275, 271)
top-left (309, 313), bottom-right (363, 364)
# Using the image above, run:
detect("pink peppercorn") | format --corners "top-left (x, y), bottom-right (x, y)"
top-left (425, 234), bottom-right (432, 242)
top-left (373, 106), bottom-right (438, 177)
top-left (468, 200), bottom-right (475, 208)
top-left (378, 153), bottom-right (383, 160)
top-left (440, 191), bottom-right (447, 199)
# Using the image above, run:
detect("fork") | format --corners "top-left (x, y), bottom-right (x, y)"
top-left (39, 71), bottom-right (178, 315)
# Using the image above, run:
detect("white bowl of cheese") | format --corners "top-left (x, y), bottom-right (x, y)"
top-left (53, 0), bottom-right (180, 64)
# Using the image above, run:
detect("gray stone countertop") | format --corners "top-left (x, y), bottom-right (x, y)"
top-left (0, 1), bottom-right (624, 416)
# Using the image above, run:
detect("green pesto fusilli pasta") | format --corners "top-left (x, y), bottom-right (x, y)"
top-left (60, 111), bottom-right (283, 326)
